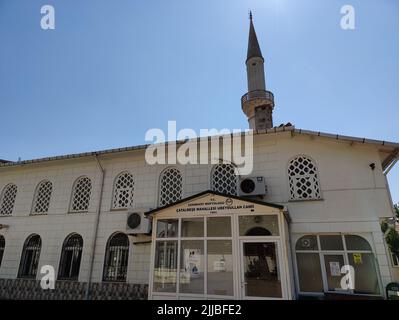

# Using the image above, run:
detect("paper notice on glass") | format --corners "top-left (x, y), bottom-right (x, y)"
top-left (213, 260), bottom-right (226, 272)
top-left (353, 253), bottom-right (362, 264)
top-left (329, 261), bottom-right (341, 276)
top-left (184, 249), bottom-right (201, 278)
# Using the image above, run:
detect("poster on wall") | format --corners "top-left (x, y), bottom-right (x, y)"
top-left (213, 256), bottom-right (226, 272)
top-left (183, 249), bottom-right (201, 280)
top-left (329, 261), bottom-right (341, 276)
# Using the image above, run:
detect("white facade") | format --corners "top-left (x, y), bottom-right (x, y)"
top-left (0, 129), bottom-right (397, 299)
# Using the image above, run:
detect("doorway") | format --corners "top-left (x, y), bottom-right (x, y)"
top-left (240, 240), bottom-right (283, 299)
top-left (148, 192), bottom-right (291, 300)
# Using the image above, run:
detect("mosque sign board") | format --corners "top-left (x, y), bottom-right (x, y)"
top-left (176, 197), bottom-right (254, 214)
top-left (156, 192), bottom-right (283, 216)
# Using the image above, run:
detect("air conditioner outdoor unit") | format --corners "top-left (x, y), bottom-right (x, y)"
top-left (126, 208), bottom-right (152, 234)
top-left (238, 176), bottom-right (267, 196)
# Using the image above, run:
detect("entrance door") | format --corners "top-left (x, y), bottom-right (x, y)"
top-left (240, 240), bottom-right (283, 299)
top-left (322, 254), bottom-right (346, 292)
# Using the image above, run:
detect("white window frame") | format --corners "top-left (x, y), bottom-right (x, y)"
top-left (287, 155), bottom-right (322, 201)
top-left (0, 183), bottom-right (17, 216)
top-left (111, 172), bottom-right (135, 210)
top-left (158, 167), bottom-right (183, 207)
top-left (149, 211), bottom-right (289, 300)
top-left (69, 176), bottom-right (92, 213)
top-left (294, 233), bottom-right (383, 297)
top-left (210, 163), bottom-right (239, 196)
top-left (31, 180), bottom-right (53, 215)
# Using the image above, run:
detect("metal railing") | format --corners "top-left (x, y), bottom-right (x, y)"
top-left (241, 90), bottom-right (274, 105)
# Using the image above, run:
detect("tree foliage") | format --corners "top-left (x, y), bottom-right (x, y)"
top-left (394, 203), bottom-right (399, 219)
top-left (386, 229), bottom-right (399, 254)
top-left (381, 220), bottom-right (389, 234)
top-left (382, 203), bottom-right (399, 254)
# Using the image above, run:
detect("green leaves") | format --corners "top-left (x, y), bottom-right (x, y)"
top-left (394, 203), bottom-right (399, 219)
top-left (386, 228), bottom-right (399, 254)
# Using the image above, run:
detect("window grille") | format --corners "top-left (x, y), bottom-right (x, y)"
top-left (103, 233), bottom-right (129, 282)
top-left (18, 234), bottom-right (41, 278)
top-left (58, 234), bottom-right (83, 280)
top-left (70, 177), bottom-right (92, 212)
top-left (32, 180), bottom-right (53, 214)
top-left (112, 172), bottom-right (134, 209)
top-left (159, 168), bottom-right (182, 206)
top-left (211, 164), bottom-right (238, 196)
top-left (0, 184), bottom-right (17, 216)
top-left (288, 156), bottom-right (321, 200)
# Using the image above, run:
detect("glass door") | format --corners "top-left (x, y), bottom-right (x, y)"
top-left (240, 241), bottom-right (282, 299)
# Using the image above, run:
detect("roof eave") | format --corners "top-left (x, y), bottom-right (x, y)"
top-left (1, 126), bottom-right (398, 169)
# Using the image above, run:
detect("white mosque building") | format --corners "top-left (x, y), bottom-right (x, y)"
top-left (0, 15), bottom-right (398, 300)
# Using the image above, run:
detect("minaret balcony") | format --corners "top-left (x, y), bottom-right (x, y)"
top-left (241, 90), bottom-right (274, 105)
top-left (241, 90), bottom-right (274, 116)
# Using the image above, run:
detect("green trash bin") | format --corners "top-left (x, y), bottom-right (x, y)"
top-left (386, 282), bottom-right (399, 300)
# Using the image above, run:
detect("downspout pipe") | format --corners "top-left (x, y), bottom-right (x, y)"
top-left (85, 154), bottom-right (105, 300)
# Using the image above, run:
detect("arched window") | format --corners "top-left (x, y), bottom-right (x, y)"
top-left (0, 183), bottom-right (17, 216)
top-left (112, 172), bottom-right (134, 209)
top-left (103, 233), bottom-right (129, 282)
top-left (58, 233), bottom-right (83, 281)
top-left (0, 235), bottom-right (5, 268)
top-left (70, 176), bottom-right (92, 212)
top-left (211, 164), bottom-right (238, 196)
top-left (288, 156), bottom-right (320, 200)
top-left (32, 180), bottom-right (53, 214)
top-left (344, 235), bottom-right (372, 251)
top-left (295, 234), bottom-right (379, 295)
top-left (245, 227), bottom-right (272, 236)
top-left (18, 234), bottom-right (42, 278)
top-left (159, 168), bottom-right (182, 206)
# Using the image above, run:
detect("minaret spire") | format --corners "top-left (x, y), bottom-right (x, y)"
top-left (247, 12), bottom-right (263, 63)
top-left (241, 12), bottom-right (275, 131)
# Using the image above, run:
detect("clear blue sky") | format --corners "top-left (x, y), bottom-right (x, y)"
top-left (0, 0), bottom-right (398, 203)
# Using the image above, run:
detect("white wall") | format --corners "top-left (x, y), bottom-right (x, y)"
top-left (0, 132), bottom-right (395, 288)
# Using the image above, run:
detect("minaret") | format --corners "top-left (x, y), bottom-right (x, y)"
top-left (241, 12), bottom-right (275, 130)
